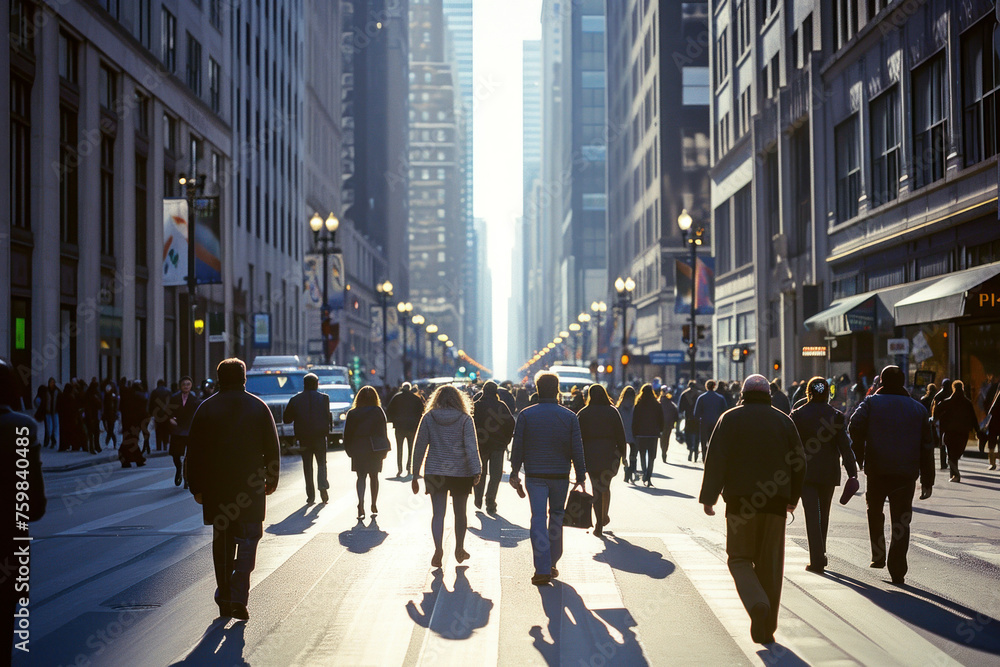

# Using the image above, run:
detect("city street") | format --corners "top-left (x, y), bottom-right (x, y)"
top-left (21, 429), bottom-right (1000, 666)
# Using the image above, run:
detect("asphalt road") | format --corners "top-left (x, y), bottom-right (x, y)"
top-left (16, 430), bottom-right (1000, 666)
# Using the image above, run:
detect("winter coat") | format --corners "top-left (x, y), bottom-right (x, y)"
top-left (935, 393), bottom-right (981, 459)
top-left (699, 394), bottom-right (806, 516)
top-left (168, 391), bottom-right (201, 436)
top-left (678, 388), bottom-right (701, 432)
top-left (578, 404), bottom-right (627, 473)
top-left (412, 408), bottom-right (481, 477)
top-left (632, 395), bottom-right (664, 437)
top-left (186, 386), bottom-right (281, 525)
top-left (473, 394), bottom-right (515, 454)
top-left (148, 386), bottom-right (173, 425)
top-left (617, 402), bottom-right (635, 443)
top-left (283, 388), bottom-right (331, 443)
top-left (343, 406), bottom-right (389, 461)
top-left (511, 399), bottom-right (586, 480)
top-left (694, 391), bottom-right (729, 438)
top-left (790, 402), bottom-right (858, 486)
top-left (386, 390), bottom-right (426, 432)
top-left (660, 396), bottom-right (679, 433)
top-left (770, 388), bottom-right (792, 415)
top-left (848, 394), bottom-right (934, 485)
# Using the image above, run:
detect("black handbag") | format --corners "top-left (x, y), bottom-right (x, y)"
top-left (563, 486), bottom-right (593, 529)
top-left (370, 434), bottom-right (391, 453)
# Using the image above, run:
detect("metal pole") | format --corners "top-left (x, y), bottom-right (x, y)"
top-left (381, 300), bottom-right (388, 387)
top-left (402, 318), bottom-right (408, 381)
top-left (186, 184), bottom-right (197, 380)
top-left (321, 233), bottom-right (330, 364)
top-left (689, 237), bottom-right (698, 383)
top-left (621, 297), bottom-right (628, 387)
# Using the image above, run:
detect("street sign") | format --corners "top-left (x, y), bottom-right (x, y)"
top-left (802, 346), bottom-right (827, 357)
top-left (649, 350), bottom-right (686, 365)
top-left (887, 338), bottom-right (909, 355)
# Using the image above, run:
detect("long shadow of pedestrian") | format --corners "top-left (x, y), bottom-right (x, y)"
top-left (406, 566), bottom-right (493, 640)
top-left (266, 503), bottom-right (324, 535)
top-left (593, 536), bottom-right (675, 579)
top-left (911, 506), bottom-right (982, 521)
top-left (825, 571), bottom-right (1000, 655)
top-left (338, 518), bottom-right (388, 553)
top-left (529, 581), bottom-right (647, 666)
top-left (629, 485), bottom-right (695, 499)
top-left (755, 642), bottom-right (811, 666)
top-left (468, 512), bottom-right (530, 548)
top-left (170, 618), bottom-right (248, 666)
top-left (668, 463), bottom-right (703, 471)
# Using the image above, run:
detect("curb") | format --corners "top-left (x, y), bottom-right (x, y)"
top-left (42, 450), bottom-right (171, 474)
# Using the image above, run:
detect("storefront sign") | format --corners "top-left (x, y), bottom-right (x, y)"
top-left (911, 331), bottom-right (934, 364)
top-left (887, 338), bottom-right (909, 355)
top-left (845, 298), bottom-right (875, 331)
top-left (802, 346), bottom-right (827, 357)
top-left (252, 313), bottom-right (271, 348)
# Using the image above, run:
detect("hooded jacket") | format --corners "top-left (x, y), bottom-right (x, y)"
top-left (412, 408), bottom-right (481, 477)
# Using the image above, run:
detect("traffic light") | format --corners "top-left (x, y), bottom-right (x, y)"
top-left (682, 324), bottom-right (691, 343)
top-left (697, 324), bottom-right (708, 340)
top-left (605, 363), bottom-right (614, 374)
top-left (621, 353), bottom-right (630, 367)
top-left (740, 345), bottom-right (751, 360)
top-left (772, 359), bottom-right (781, 372)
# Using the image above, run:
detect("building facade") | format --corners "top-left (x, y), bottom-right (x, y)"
top-left (605, 0), bottom-right (713, 384)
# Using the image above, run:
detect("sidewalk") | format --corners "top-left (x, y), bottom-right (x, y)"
top-left (39, 440), bottom-right (171, 473)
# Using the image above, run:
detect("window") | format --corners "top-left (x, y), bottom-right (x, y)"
top-left (734, 185), bottom-right (753, 268)
top-left (870, 86), bottom-right (900, 207)
top-left (582, 193), bottom-right (607, 211)
top-left (135, 0), bottom-right (152, 47)
top-left (735, 1), bottom-right (751, 56)
top-left (736, 311), bottom-right (756, 342)
top-left (163, 113), bottom-right (177, 153)
top-left (737, 86), bottom-right (751, 136)
top-left (211, 0), bottom-right (223, 29)
top-left (99, 64), bottom-right (116, 110)
top-left (58, 31), bottom-right (78, 83)
top-left (715, 200), bottom-right (732, 274)
top-left (835, 0), bottom-right (858, 50)
top-left (715, 27), bottom-right (729, 89)
top-left (682, 67), bottom-right (710, 105)
top-left (716, 112), bottom-right (731, 156)
top-left (134, 92), bottom-right (150, 135)
top-left (912, 54), bottom-right (947, 189)
top-left (9, 0), bottom-right (35, 54)
top-left (682, 129), bottom-right (709, 169)
top-left (10, 76), bottom-right (32, 230)
top-left (961, 17), bottom-right (999, 166)
top-left (186, 33), bottom-right (202, 95)
top-left (135, 154), bottom-right (147, 267)
top-left (835, 115), bottom-right (860, 221)
top-left (100, 135), bottom-right (115, 255)
top-left (59, 107), bottom-right (79, 244)
top-left (209, 58), bottom-right (221, 112)
top-left (758, 0), bottom-right (777, 20)
top-left (802, 14), bottom-right (813, 57)
top-left (162, 7), bottom-right (176, 72)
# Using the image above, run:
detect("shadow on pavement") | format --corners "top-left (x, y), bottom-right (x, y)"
top-left (825, 571), bottom-right (1000, 655)
top-left (338, 518), bottom-right (388, 553)
top-left (266, 503), bottom-right (324, 535)
top-left (755, 642), bottom-right (810, 666)
top-left (405, 567), bottom-right (493, 640)
top-left (468, 511), bottom-right (530, 548)
top-left (667, 463), bottom-right (704, 471)
top-left (593, 536), bottom-right (675, 579)
top-left (530, 581), bottom-right (647, 666)
top-left (911, 506), bottom-right (982, 520)
top-left (629, 485), bottom-right (695, 499)
top-left (171, 618), bottom-right (248, 666)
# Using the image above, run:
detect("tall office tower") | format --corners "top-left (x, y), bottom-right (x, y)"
top-left (408, 0), bottom-right (466, 350)
top-left (605, 1), bottom-right (713, 383)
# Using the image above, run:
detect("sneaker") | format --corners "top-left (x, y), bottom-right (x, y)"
top-left (949, 476), bottom-right (960, 483)
top-left (230, 603), bottom-right (249, 621)
top-left (531, 573), bottom-right (551, 586)
top-left (870, 560), bottom-right (886, 569)
top-left (805, 564), bottom-right (825, 574)
top-left (749, 602), bottom-right (772, 644)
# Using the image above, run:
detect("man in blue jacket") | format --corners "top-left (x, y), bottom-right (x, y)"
top-left (694, 380), bottom-right (729, 462)
top-left (510, 371), bottom-right (586, 586)
top-left (848, 365), bottom-right (934, 586)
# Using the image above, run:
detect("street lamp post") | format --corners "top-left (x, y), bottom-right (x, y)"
top-left (397, 302), bottom-right (413, 380)
top-left (437, 333), bottom-right (449, 375)
top-left (375, 280), bottom-right (394, 386)
top-left (179, 173), bottom-right (205, 379)
top-left (590, 301), bottom-right (607, 372)
top-left (309, 212), bottom-right (340, 364)
top-left (678, 209), bottom-right (704, 383)
top-left (577, 313), bottom-right (591, 362)
top-left (426, 324), bottom-right (439, 376)
top-left (412, 314), bottom-right (425, 378)
top-left (569, 322), bottom-right (581, 362)
top-left (614, 277), bottom-right (636, 386)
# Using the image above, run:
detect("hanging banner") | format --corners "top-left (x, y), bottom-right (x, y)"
top-left (303, 253), bottom-right (345, 310)
top-left (675, 255), bottom-right (716, 315)
top-left (194, 197), bottom-right (222, 285)
top-left (252, 313), bottom-right (271, 348)
top-left (162, 198), bottom-right (188, 287)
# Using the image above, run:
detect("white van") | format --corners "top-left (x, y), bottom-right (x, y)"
top-left (250, 355), bottom-right (303, 370)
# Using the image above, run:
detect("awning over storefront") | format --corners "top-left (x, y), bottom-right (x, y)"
top-left (894, 262), bottom-right (1000, 326)
top-left (804, 280), bottom-right (938, 335)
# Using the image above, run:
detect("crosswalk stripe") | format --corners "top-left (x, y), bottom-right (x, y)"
top-left (913, 542), bottom-right (957, 559)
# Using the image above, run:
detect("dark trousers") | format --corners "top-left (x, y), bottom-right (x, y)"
top-left (474, 448), bottom-right (505, 510)
top-left (726, 512), bottom-right (785, 636)
top-left (300, 438), bottom-right (329, 501)
top-left (431, 490), bottom-right (469, 553)
top-left (865, 474), bottom-right (915, 579)
top-left (212, 521), bottom-right (263, 606)
top-left (588, 469), bottom-right (614, 529)
top-left (154, 425), bottom-right (170, 451)
top-left (801, 483), bottom-right (835, 567)
top-left (660, 431), bottom-right (671, 460)
top-left (626, 442), bottom-right (640, 478)
top-left (395, 428), bottom-right (415, 474)
top-left (684, 430), bottom-right (699, 459)
top-left (637, 436), bottom-right (657, 482)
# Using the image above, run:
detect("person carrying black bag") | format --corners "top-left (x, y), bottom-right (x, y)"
top-left (472, 382), bottom-right (514, 515)
top-left (343, 386), bottom-right (390, 520)
top-left (578, 384), bottom-right (626, 536)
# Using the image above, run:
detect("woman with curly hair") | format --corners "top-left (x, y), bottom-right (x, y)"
top-left (411, 385), bottom-right (481, 568)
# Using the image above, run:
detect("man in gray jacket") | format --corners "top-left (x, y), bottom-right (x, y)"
top-left (284, 373), bottom-right (332, 504)
top-left (510, 371), bottom-right (586, 586)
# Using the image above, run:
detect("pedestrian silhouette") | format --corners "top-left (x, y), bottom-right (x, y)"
top-left (338, 518), bottom-right (388, 553)
top-left (172, 619), bottom-right (248, 666)
top-left (406, 567), bottom-right (493, 640)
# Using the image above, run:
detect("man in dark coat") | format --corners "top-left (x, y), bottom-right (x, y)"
top-left (790, 377), bottom-right (858, 573)
top-left (386, 382), bottom-right (426, 477)
top-left (678, 381), bottom-right (702, 461)
top-left (283, 373), bottom-right (332, 503)
top-left (473, 381), bottom-right (515, 514)
top-left (658, 388), bottom-right (679, 462)
top-left (694, 380), bottom-right (729, 462)
top-left (699, 374), bottom-right (806, 645)
top-left (2, 359), bottom-right (47, 657)
top-left (169, 376), bottom-right (202, 488)
top-left (187, 358), bottom-right (280, 621)
top-left (148, 379), bottom-right (173, 452)
top-left (118, 382), bottom-right (148, 468)
top-left (848, 365), bottom-right (935, 585)
top-left (770, 379), bottom-right (792, 415)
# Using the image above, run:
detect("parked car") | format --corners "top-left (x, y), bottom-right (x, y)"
top-left (250, 355), bottom-right (304, 370)
top-left (307, 365), bottom-right (351, 387)
top-left (245, 369), bottom-right (308, 450)
top-left (318, 384), bottom-right (354, 447)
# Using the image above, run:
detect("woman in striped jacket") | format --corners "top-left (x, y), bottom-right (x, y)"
top-left (412, 385), bottom-right (482, 568)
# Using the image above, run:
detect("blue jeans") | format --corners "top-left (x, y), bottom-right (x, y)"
top-left (213, 521), bottom-right (263, 606)
top-left (44, 413), bottom-right (58, 446)
top-left (525, 476), bottom-right (569, 576)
